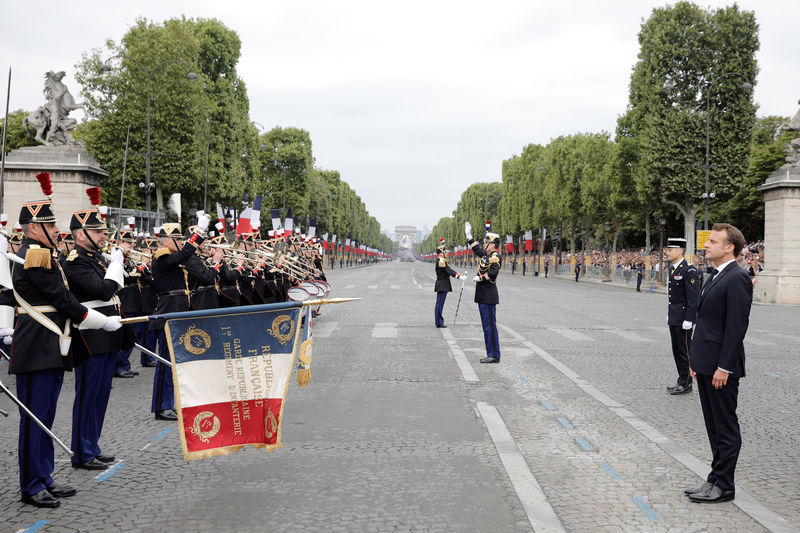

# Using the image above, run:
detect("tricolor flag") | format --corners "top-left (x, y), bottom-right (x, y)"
top-left (270, 209), bottom-right (281, 232)
top-left (321, 232), bottom-right (329, 250)
top-left (506, 235), bottom-right (514, 254)
top-left (284, 209), bottom-right (294, 238)
top-left (485, 220), bottom-right (491, 234)
top-left (165, 302), bottom-right (304, 460)
top-left (307, 218), bottom-right (317, 239)
top-left (250, 196), bottom-right (263, 231)
top-left (217, 203), bottom-right (226, 228)
top-left (524, 230), bottom-right (533, 252)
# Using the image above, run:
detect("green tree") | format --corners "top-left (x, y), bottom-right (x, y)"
top-left (1, 110), bottom-right (42, 154)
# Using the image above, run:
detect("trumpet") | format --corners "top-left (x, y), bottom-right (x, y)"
top-left (127, 249), bottom-right (152, 262)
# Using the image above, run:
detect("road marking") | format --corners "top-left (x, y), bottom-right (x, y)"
top-left (153, 427), bottom-right (173, 441)
top-left (440, 328), bottom-right (479, 382)
top-left (390, 284), bottom-right (400, 290)
top-left (556, 417), bottom-right (574, 430)
top-left (96, 462), bottom-right (125, 482)
top-left (17, 521), bottom-right (49, 533)
top-left (631, 496), bottom-right (660, 521)
top-left (541, 401), bottom-right (556, 411)
top-left (476, 402), bottom-right (566, 533)
top-left (597, 325), bottom-right (653, 343)
top-left (744, 336), bottom-right (776, 347)
top-left (368, 284), bottom-right (378, 290)
top-left (765, 332), bottom-right (800, 342)
top-left (574, 437), bottom-right (595, 452)
top-left (764, 371), bottom-right (780, 378)
top-left (547, 327), bottom-right (595, 341)
top-left (599, 462), bottom-right (621, 480)
top-left (371, 322), bottom-right (397, 338)
top-left (343, 284), bottom-right (355, 290)
top-left (498, 322), bottom-right (796, 533)
top-left (313, 321), bottom-right (339, 338)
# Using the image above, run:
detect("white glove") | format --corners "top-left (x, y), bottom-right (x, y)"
top-left (472, 275), bottom-right (481, 282)
top-left (79, 308), bottom-right (108, 330)
top-left (108, 248), bottom-right (124, 265)
top-left (682, 320), bottom-right (693, 330)
top-left (465, 222), bottom-right (473, 240)
top-left (0, 234), bottom-right (7, 254)
top-left (102, 315), bottom-right (122, 332)
top-left (2, 334), bottom-right (11, 345)
top-left (196, 213), bottom-right (211, 233)
top-left (0, 327), bottom-right (12, 345)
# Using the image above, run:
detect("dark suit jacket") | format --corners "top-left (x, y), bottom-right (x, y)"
top-left (690, 262), bottom-right (752, 377)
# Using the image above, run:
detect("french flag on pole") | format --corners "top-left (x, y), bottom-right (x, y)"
top-left (485, 220), bottom-right (491, 235)
top-left (270, 209), bottom-right (281, 232)
top-left (284, 209), bottom-right (293, 238)
top-left (166, 302), bottom-right (304, 460)
top-left (250, 196), bottom-right (262, 231)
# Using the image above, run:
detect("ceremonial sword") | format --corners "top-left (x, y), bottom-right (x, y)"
top-left (452, 273), bottom-right (467, 325)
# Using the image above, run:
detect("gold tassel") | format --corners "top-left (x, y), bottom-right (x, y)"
top-left (24, 248), bottom-right (52, 269)
top-left (297, 367), bottom-right (310, 388)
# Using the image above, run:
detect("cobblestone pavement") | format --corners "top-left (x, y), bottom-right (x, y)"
top-left (1, 261), bottom-right (797, 532)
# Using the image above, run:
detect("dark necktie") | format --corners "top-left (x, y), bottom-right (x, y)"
top-left (702, 268), bottom-right (719, 293)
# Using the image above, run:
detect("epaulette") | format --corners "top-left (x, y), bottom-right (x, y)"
top-left (24, 247), bottom-right (52, 270)
top-left (438, 258), bottom-right (446, 267)
top-left (66, 249), bottom-right (79, 262)
top-left (488, 253), bottom-right (500, 264)
top-left (154, 247), bottom-right (171, 259)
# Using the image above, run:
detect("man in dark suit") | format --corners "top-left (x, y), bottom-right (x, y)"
top-left (684, 223), bottom-right (752, 503)
top-left (664, 237), bottom-right (701, 395)
top-left (433, 239), bottom-right (462, 328)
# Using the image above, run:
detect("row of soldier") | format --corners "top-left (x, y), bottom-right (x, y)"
top-left (0, 176), bottom-right (328, 509)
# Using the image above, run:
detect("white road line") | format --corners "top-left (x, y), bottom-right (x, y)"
top-left (476, 402), bottom-right (566, 533)
top-left (546, 327), bottom-right (595, 341)
top-left (765, 332), bottom-right (800, 342)
top-left (744, 336), bottom-right (777, 347)
top-left (368, 284), bottom-right (378, 290)
top-left (343, 284), bottom-right (355, 290)
top-left (440, 328), bottom-right (479, 382)
top-left (313, 321), bottom-right (339, 338)
top-left (390, 284), bottom-right (400, 290)
top-left (597, 325), bottom-right (654, 343)
top-left (371, 322), bottom-right (397, 338)
top-left (498, 323), bottom-right (795, 533)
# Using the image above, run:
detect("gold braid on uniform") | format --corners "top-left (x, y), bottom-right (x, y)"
top-left (24, 245), bottom-right (52, 269)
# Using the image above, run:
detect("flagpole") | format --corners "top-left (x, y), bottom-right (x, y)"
top-left (0, 66), bottom-right (11, 213)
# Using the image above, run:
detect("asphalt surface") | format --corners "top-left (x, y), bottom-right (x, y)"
top-left (1, 260), bottom-right (798, 532)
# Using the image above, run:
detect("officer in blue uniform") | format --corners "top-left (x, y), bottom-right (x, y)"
top-left (433, 239), bottom-right (462, 328)
top-left (62, 207), bottom-right (131, 469)
top-left (665, 237), bottom-right (701, 395)
top-left (150, 216), bottom-right (209, 420)
top-left (10, 194), bottom-right (119, 507)
top-left (465, 222), bottom-right (501, 363)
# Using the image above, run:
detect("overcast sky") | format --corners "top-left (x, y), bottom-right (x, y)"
top-left (2, 1), bottom-right (798, 234)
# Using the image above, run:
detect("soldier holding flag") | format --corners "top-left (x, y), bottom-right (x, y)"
top-left (434, 238), bottom-right (462, 328)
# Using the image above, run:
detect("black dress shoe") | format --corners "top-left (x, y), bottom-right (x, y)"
top-left (689, 484), bottom-right (735, 503)
top-left (141, 361), bottom-right (157, 367)
top-left (22, 489), bottom-right (60, 508)
top-left (480, 356), bottom-right (500, 364)
top-left (670, 384), bottom-right (693, 395)
top-left (155, 409), bottom-right (178, 421)
top-left (666, 384), bottom-right (678, 392)
top-left (72, 458), bottom-right (108, 470)
top-left (114, 371), bottom-right (135, 378)
top-left (46, 482), bottom-right (77, 498)
top-left (128, 369), bottom-right (139, 375)
top-left (436, 324), bottom-right (447, 328)
top-left (684, 481), bottom-right (713, 496)
top-left (96, 453), bottom-right (115, 463)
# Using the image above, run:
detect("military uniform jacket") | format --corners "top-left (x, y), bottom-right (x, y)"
top-left (63, 245), bottom-right (126, 358)
top-left (217, 261), bottom-right (242, 307)
top-left (10, 239), bottom-right (88, 374)
top-left (667, 259), bottom-right (701, 326)
top-left (468, 239), bottom-right (500, 305)
top-left (150, 241), bottom-right (200, 329)
top-left (118, 257), bottom-right (142, 316)
top-left (690, 263), bottom-right (752, 377)
top-left (185, 254), bottom-right (218, 311)
top-left (434, 257), bottom-right (459, 292)
top-left (313, 256), bottom-right (327, 282)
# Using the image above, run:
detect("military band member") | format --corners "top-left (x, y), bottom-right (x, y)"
top-left (433, 240), bottom-right (462, 328)
top-left (62, 207), bottom-right (129, 469)
top-left (665, 237), bottom-right (701, 395)
top-left (139, 234), bottom-right (159, 366)
top-left (150, 216), bottom-right (210, 420)
top-left (115, 229), bottom-right (142, 378)
top-left (185, 225), bottom-right (221, 311)
top-left (11, 197), bottom-right (120, 507)
top-left (465, 222), bottom-right (501, 363)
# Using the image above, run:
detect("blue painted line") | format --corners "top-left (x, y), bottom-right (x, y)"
top-left (21, 520), bottom-right (49, 533)
top-left (599, 462), bottom-right (621, 480)
top-left (574, 437), bottom-right (595, 451)
top-left (556, 417), bottom-right (574, 430)
top-left (541, 400), bottom-right (556, 411)
top-left (764, 371), bottom-right (780, 378)
top-left (520, 376), bottom-right (529, 385)
top-left (96, 462), bottom-right (126, 483)
top-left (631, 496), bottom-right (660, 521)
top-left (153, 427), bottom-right (174, 441)
top-left (529, 387), bottom-right (540, 397)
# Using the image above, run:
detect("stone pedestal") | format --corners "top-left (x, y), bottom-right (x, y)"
top-left (2, 144), bottom-right (109, 227)
top-left (755, 166), bottom-right (800, 304)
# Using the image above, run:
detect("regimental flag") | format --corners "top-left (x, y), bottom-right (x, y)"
top-left (164, 302), bottom-right (303, 460)
top-left (296, 308), bottom-right (313, 387)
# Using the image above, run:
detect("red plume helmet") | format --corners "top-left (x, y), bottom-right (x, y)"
top-left (35, 171), bottom-right (53, 197)
top-left (86, 187), bottom-right (102, 206)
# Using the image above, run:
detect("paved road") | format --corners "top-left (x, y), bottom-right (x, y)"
top-left (1, 260), bottom-right (798, 532)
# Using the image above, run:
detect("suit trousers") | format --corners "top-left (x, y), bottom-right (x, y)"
top-left (17, 368), bottom-right (64, 498)
top-left (72, 353), bottom-right (117, 464)
top-left (478, 303), bottom-right (500, 359)
top-left (151, 330), bottom-right (174, 412)
top-left (141, 323), bottom-right (157, 365)
top-left (668, 325), bottom-right (692, 387)
top-left (116, 320), bottom-right (144, 372)
top-left (434, 291), bottom-right (447, 326)
top-left (696, 372), bottom-right (741, 491)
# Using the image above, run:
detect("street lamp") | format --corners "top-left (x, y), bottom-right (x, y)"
top-left (664, 73), bottom-right (752, 230)
top-left (658, 214), bottom-right (667, 286)
top-left (101, 54), bottom-right (198, 215)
